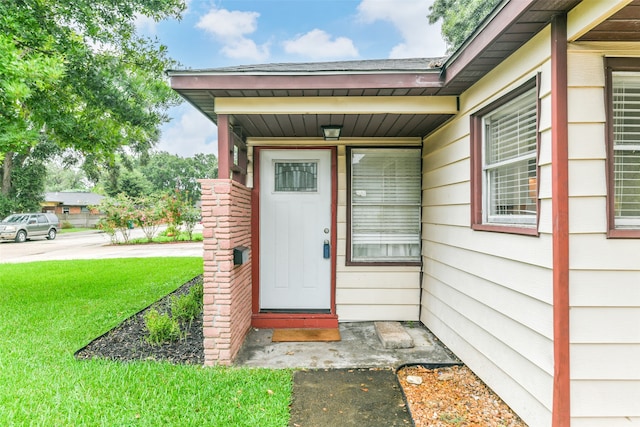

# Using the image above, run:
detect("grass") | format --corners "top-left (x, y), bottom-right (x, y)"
top-left (126, 232), bottom-right (203, 245)
top-left (58, 227), bottom-right (95, 234)
top-left (0, 258), bottom-right (291, 426)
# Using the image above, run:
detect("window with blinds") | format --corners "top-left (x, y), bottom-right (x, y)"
top-left (612, 71), bottom-right (640, 227)
top-left (482, 88), bottom-right (538, 225)
top-left (349, 148), bottom-right (421, 263)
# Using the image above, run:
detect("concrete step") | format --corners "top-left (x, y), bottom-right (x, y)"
top-left (374, 321), bottom-right (415, 349)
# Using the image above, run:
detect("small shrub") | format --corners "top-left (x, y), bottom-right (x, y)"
top-left (62, 221), bottom-right (73, 229)
top-left (171, 282), bottom-right (203, 324)
top-left (190, 281), bottom-right (204, 300)
top-left (143, 309), bottom-right (182, 345)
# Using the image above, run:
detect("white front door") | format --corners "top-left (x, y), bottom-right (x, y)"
top-left (259, 149), bottom-right (332, 311)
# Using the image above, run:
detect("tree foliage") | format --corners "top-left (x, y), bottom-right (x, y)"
top-left (93, 151), bottom-right (217, 201)
top-left (140, 152), bottom-right (218, 201)
top-left (45, 160), bottom-right (90, 192)
top-left (0, 140), bottom-right (59, 216)
top-left (0, 0), bottom-right (186, 207)
top-left (428, 0), bottom-right (502, 53)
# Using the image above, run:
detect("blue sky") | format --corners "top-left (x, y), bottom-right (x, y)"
top-left (137, 0), bottom-right (446, 158)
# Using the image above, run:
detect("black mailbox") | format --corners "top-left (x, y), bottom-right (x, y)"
top-left (233, 246), bottom-right (249, 265)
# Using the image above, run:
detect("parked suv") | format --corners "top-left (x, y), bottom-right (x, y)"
top-left (0, 213), bottom-right (60, 243)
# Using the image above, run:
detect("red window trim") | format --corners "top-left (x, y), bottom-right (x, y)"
top-left (346, 146), bottom-right (422, 266)
top-left (605, 57), bottom-right (640, 239)
top-left (470, 76), bottom-right (541, 237)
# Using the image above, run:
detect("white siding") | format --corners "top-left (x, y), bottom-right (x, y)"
top-left (421, 28), bottom-right (640, 427)
top-left (421, 29), bottom-right (555, 427)
top-left (566, 46), bottom-right (640, 424)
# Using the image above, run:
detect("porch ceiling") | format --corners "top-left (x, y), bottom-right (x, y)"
top-left (168, 0), bottom-right (639, 140)
top-left (577, 0), bottom-right (640, 42)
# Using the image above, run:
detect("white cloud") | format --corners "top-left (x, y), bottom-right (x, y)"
top-left (221, 38), bottom-right (270, 61)
top-left (195, 6), bottom-right (269, 62)
top-left (283, 29), bottom-right (358, 60)
top-left (134, 13), bottom-right (157, 35)
top-left (357, 0), bottom-right (446, 58)
top-left (158, 106), bottom-right (218, 158)
top-left (197, 8), bottom-right (259, 38)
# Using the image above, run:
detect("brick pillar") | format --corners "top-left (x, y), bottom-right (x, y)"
top-left (199, 179), bottom-right (252, 366)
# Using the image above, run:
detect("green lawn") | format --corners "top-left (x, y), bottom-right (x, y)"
top-left (0, 258), bottom-right (291, 426)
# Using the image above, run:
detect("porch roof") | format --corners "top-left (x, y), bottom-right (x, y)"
top-left (169, 58), bottom-right (451, 139)
top-left (167, 0), bottom-right (640, 141)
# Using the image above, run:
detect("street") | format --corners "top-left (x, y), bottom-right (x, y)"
top-left (0, 227), bottom-right (203, 264)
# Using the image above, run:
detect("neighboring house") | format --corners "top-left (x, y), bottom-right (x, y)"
top-left (42, 191), bottom-right (105, 227)
top-left (168, 1), bottom-right (640, 425)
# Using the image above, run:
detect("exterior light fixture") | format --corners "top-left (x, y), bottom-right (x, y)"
top-left (321, 125), bottom-right (342, 141)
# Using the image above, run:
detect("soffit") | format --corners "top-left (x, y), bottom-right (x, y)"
top-left (577, 0), bottom-right (640, 41)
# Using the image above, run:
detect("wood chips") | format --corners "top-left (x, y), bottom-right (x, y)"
top-left (397, 365), bottom-right (527, 427)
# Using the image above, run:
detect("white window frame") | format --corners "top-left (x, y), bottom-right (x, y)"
top-left (611, 71), bottom-right (640, 229)
top-left (481, 88), bottom-right (538, 227)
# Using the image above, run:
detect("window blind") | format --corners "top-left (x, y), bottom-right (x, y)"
top-left (613, 72), bottom-right (640, 225)
top-left (350, 148), bottom-right (421, 262)
top-left (483, 88), bottom-right (537, 223)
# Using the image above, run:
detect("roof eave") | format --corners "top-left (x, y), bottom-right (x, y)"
top-left (170, 72), bottom-right (444, 91)
top-left (442, 0), bottom-right (536, 86)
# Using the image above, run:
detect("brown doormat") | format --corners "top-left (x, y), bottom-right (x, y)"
top-left (272, 328), bottom-right (341, 342)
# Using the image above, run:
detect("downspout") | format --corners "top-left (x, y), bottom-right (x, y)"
top-left (550, 14), bottom-right (571, 427)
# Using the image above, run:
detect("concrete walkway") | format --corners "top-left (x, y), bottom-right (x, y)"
top-left (234, 321), bottom-right (459, 369)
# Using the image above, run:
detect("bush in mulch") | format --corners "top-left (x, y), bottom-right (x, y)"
top-left (75, 275), bottom-right (204, 365)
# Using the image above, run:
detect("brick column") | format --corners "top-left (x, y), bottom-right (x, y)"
top-left (198, 179), bottom-right (252, 366)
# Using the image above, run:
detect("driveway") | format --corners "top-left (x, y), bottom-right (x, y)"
top-left (0, 227), bottom-right (203, 264)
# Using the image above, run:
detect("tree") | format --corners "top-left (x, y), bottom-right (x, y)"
top-left (45, 160), bottom-right (91, 192)
top-left (134, 195), bottom-right (165, 242)
top-left (95, 193), bottom-right (137, 243)
top-left (428, 0), bottom-right (502, 53)
top-left (162, 190), bottom-right (187, 240)
top-left (0, 139), bottom-right (58, 217)
top-left (0, 0), bottom-right (185, 208)
top-left (109, 169), bottom-right (153, 199)
top-left (141, 151), bottom-right (218, 202)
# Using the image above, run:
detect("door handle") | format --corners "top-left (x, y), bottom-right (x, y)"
top-left (323, 240), bottom-right (330, 259)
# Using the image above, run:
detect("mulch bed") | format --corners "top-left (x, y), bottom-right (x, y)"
top-left (397, 365), bottom-right (527, 426)
top-left (75, 275), bottom-right (204, 365)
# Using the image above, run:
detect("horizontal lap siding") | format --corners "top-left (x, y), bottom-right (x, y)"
top-left (421, 29), bottom-right (554, 427)
top-left (567, 48), bottom-right (640, 423)
top-left (571, 417), bottom-right (640, 427)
